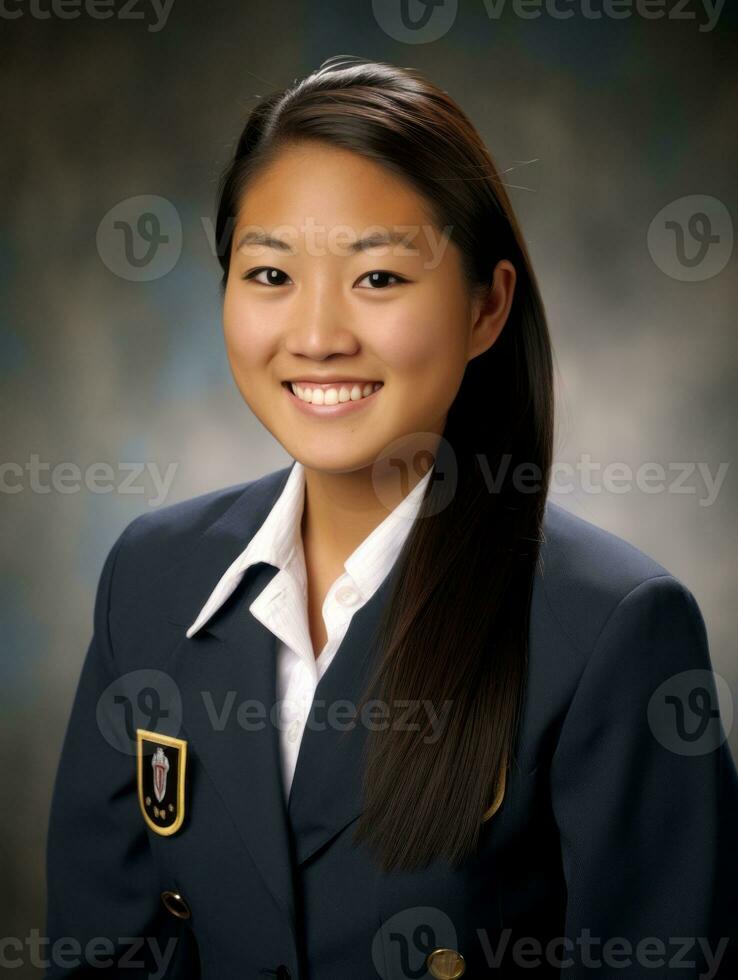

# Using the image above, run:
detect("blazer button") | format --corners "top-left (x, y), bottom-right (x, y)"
top-left (427, 947), bottom-right (466, 979)
top-left (160, 890), bottom-right (191, 920)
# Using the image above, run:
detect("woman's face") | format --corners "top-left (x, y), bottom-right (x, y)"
top-left (223, 140), bottom-right (512, 474)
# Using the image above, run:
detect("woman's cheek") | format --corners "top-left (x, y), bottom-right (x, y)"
top-left (370, 301), bottom-right (443, 368)
top-left (377, 305), bottom-right (465, 389)
top-left (224, 309), bottom-right (273, 367)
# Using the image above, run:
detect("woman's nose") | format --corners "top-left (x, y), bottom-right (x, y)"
top-left (283, 286), bottom-right (359, 359)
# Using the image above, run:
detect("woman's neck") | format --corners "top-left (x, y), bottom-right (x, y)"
top-left (300, 463), bottom-right (426, 569)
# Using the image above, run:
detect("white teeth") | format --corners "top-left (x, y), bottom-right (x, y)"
top-left (290, 382), bottom-right (382, 405)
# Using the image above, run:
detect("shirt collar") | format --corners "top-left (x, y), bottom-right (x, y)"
top-left (342, 466), bottom-right (432, 602)
top-left (186, 459), bottom-right (432, 639)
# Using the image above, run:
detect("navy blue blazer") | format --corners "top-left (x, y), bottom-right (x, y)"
top-left (46, 463), bottom-right (738, 979)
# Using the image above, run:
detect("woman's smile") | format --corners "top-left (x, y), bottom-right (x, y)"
top-left (282, 378), bottom-right (383, 417)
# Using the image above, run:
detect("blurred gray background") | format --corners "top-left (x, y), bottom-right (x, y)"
top-left (1, 0), bottom-right (736, 967)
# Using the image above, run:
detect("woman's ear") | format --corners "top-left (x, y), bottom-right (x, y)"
top-left (468, 259), bottom-right (517, 361)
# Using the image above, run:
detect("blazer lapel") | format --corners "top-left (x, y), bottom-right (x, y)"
top-left (286, 559), bottom-right (401, 866)
top-left (160, 466), bottom-right (298, 926)
top-left (168, 564), bottom-right (297, 921)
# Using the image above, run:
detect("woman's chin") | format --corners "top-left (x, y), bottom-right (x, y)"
top-left (285, 443), bottom-right (384, 476)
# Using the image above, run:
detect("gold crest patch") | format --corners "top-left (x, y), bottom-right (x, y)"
top-left (137, 729), bottom-right (187, 836)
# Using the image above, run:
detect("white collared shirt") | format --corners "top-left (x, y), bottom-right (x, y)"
top-left (186, 460), bottom-right (432, 802)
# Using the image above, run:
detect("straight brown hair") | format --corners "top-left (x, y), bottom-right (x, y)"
top-left (215, 55), bottom-right (554, 872)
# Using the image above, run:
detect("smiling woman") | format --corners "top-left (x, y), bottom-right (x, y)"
top-left (214, 82), bottom-right (535, 872)
top-left (45, 55), bottom-right (738, 980)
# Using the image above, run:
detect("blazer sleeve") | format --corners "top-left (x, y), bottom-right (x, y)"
top-left (45, 521), bottom-right (198, 979)
top-left (549, 573), bottom-right (738, 979)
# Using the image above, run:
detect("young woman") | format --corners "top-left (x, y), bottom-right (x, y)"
top-left (46, 57), bottom-right (737, 980)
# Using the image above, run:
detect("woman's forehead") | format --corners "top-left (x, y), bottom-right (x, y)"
top-left (235, 141), bottom-right (437, 228)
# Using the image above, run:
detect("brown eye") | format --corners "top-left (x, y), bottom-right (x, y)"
top-left (243, 267), bottom-right (291, 286)
top-left (356, 271), bottom-right (405, 289)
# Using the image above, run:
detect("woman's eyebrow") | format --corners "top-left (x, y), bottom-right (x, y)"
top-left (234, 228), bottom-right (418, 254)
top-left (235, 230), bottom-right (297, 253)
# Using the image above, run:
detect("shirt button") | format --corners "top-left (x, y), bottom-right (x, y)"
top-left (335, 585), bottom-right (360, 607)
top-left (287, 719), bottom-right (300, 742)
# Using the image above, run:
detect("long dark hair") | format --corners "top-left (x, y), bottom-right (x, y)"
top-left (215, 56), bottom-right (554, 872)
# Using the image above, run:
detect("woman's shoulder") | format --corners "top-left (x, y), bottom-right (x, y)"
top-left (536, 499), bottom-right (703, 664)
top-left (540, 497), bottom-right (672, 590)
top-left (518, 501), bottom-right (713, 775)
top-left (128, 466), bottom-right (289, 538)
top-left (107, 465), bottom-right (293, 591)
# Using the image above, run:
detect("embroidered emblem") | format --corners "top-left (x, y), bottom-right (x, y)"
top-left (137, 729), bottom-right (187, 836)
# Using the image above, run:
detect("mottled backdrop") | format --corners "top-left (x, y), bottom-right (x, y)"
top-left (1, 0), bottom-right (736, 969)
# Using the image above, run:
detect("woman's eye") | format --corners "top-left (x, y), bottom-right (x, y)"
top-left (243, 267), bottom-right (291, 286)
top-left (241, 268), bottom-right (406, 289)
top-left (356, 270), bottom-right (406, 289)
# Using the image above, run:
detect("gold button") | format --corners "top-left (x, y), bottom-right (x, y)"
top-left (160, 890), bottom-right (191, 919)
top-left (427, 947), bottom-right (465, 979)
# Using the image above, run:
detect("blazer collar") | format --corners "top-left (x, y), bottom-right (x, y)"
top-left (163, 462), bottom-right (295, 634)
top-left (184, 461), bottom-right (306, 638)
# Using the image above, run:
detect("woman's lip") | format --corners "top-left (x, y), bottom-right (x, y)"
top-left (284, 379), bottom-right (381, 387)
top-left (282, 381), bottom-right (383, 417)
